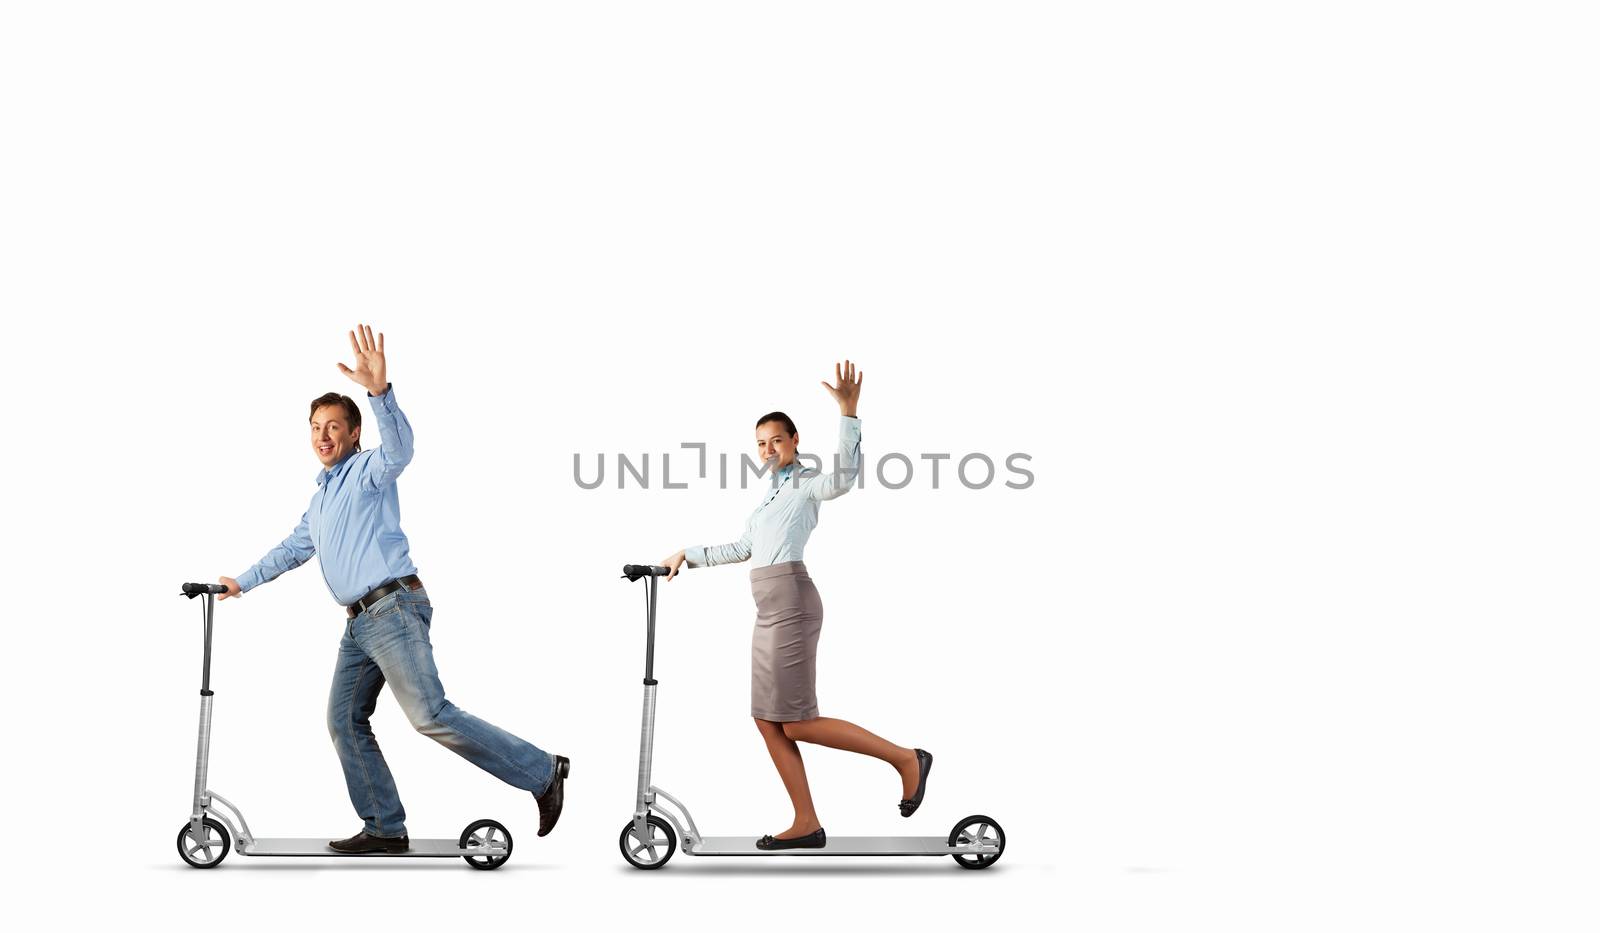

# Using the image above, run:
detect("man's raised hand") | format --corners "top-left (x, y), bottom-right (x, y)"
top-left (337, 324), bottom-right (388, 396)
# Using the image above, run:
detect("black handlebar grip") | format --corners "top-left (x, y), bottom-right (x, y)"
top-left (182, 582), bottom-right (229, 598)
top-left (622, 564), bottom-right (670, 581)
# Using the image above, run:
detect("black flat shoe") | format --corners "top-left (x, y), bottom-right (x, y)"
top-left (328, 831), bottom-right (410, 854)
top-left (756, 828), bottom-right (827, 850)
top-left (535, 755), bottom-right (571, 837)
top-left (899, 748), bottom-right (933, 818)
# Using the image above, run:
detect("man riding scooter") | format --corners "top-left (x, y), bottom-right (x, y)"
top-left (218, 324), bottom-right (569, 852)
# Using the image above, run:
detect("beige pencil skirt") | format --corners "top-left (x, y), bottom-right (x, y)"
top-left (749, 561), bottom-right (823, 723)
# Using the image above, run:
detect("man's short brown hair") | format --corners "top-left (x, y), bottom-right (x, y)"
top-left (309, 393), bottom-right (362, 451)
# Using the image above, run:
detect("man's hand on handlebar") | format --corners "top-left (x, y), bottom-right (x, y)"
top-left (217, 576), bottom-right (242, 600)
top-left (660, 551), bottom-right (687, 582)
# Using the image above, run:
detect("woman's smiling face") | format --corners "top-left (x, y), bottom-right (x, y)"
top-left (756, 422), bottom-right (797, 470)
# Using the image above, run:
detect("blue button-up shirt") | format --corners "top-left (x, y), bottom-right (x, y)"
top-left (236, 384), bottom-right (418, 606)
top-left (685, 415), bottom-right (861, 570)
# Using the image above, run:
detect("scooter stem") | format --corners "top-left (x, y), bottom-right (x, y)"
top-left (190, 593), bottom-right (217, 824)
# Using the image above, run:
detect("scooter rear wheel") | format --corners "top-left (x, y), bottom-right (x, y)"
top-left (176, 817), bottom-right (231, 869)
top-left (459, 819), bottom-right (513, 870)
top-left (948, 814), bottom-right (1005, 870)
top-left (619, 814), bottom-right (676, 869)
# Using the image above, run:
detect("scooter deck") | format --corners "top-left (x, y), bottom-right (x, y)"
top-left (240, 838), bottom-right (497, 858)
top-left (690, 836), bottom-right (991, 857)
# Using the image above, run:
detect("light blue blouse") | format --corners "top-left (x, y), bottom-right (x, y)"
top-left (685, 416), bottom-right (862, 570)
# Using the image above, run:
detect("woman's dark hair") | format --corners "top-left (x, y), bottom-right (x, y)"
top-left (310, 392), bottom-right (363, 451)
top-left (755, 411), bottom-right (798, 437)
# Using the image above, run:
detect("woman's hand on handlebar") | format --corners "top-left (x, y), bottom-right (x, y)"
top-left (660, 551), bottom-right (687, 582)
top-left (217, 576), bottom-right (241, 600)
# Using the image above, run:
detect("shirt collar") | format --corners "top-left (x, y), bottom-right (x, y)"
top-left (315, 449), bottom-right (360, 486)
top-left (759, 461), bottom-right (797, 503)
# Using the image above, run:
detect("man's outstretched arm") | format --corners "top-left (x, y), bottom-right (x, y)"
top-left (221, 510), bottom-right (315, 599)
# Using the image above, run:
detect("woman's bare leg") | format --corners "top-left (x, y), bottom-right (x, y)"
top-left (781, 717), bottom-right (923, 799)
top-left (754, 718), bottom-right (822, 838)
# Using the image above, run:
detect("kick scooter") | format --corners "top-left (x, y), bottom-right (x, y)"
top-left (175, 582), bottom-right (514, 870)
top-left (616, 565), bottom-right (1005, 870)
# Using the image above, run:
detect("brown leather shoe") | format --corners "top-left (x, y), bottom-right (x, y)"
top-left (328, 831), bottom-right (410, 854)
top-left (534, 755), bottom-right (570, 837)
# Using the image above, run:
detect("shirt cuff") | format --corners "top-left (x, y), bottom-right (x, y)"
top-left (368, 383), bottom-right (395, 404)
top-left (684, 546), bottom-right (707, 568)
top-left (235, 568), bottom-right (262, 593)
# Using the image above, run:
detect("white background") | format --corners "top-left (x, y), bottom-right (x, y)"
top-left (2, 2), bottom-right (1596, 930)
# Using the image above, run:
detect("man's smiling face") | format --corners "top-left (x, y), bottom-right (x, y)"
top-left (311, 404), bottom-right (361, 469)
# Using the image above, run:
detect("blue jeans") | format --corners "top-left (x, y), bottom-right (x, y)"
top-left (327, 586), bottom-right (554, 838)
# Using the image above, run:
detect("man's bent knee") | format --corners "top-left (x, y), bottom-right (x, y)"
top-left (404, 697), bottom-right (452, 738)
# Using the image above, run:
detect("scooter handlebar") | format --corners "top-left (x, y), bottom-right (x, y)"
top-left (622, 564), bottom-right (670, 582)
top-left (182, 582), bottom-right (228, 598)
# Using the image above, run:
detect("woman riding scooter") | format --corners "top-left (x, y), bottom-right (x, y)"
top-left (659, 360), bottom-right (933, 850)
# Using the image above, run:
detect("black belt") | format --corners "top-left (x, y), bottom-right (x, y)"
top-left (347, 575), bottom-right (423, 619)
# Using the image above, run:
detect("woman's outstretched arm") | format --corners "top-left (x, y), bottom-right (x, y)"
top-left (662, 523), bottom-right (753, 580)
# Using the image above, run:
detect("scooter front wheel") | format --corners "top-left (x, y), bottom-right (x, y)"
top-left (619, 815), bottom-right (676, 869)
top-left (176, 817), bottom-right (231, 869)
top-left (948, 814), bottom-right (1005, 870)
top-left (459, 819), bottom-right (513, 870)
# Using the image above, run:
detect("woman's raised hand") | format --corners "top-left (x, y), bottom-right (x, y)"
top-left (661, 550), bottom-right (688, 582)
top-left (820, 359), bottom-right (862, 417)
